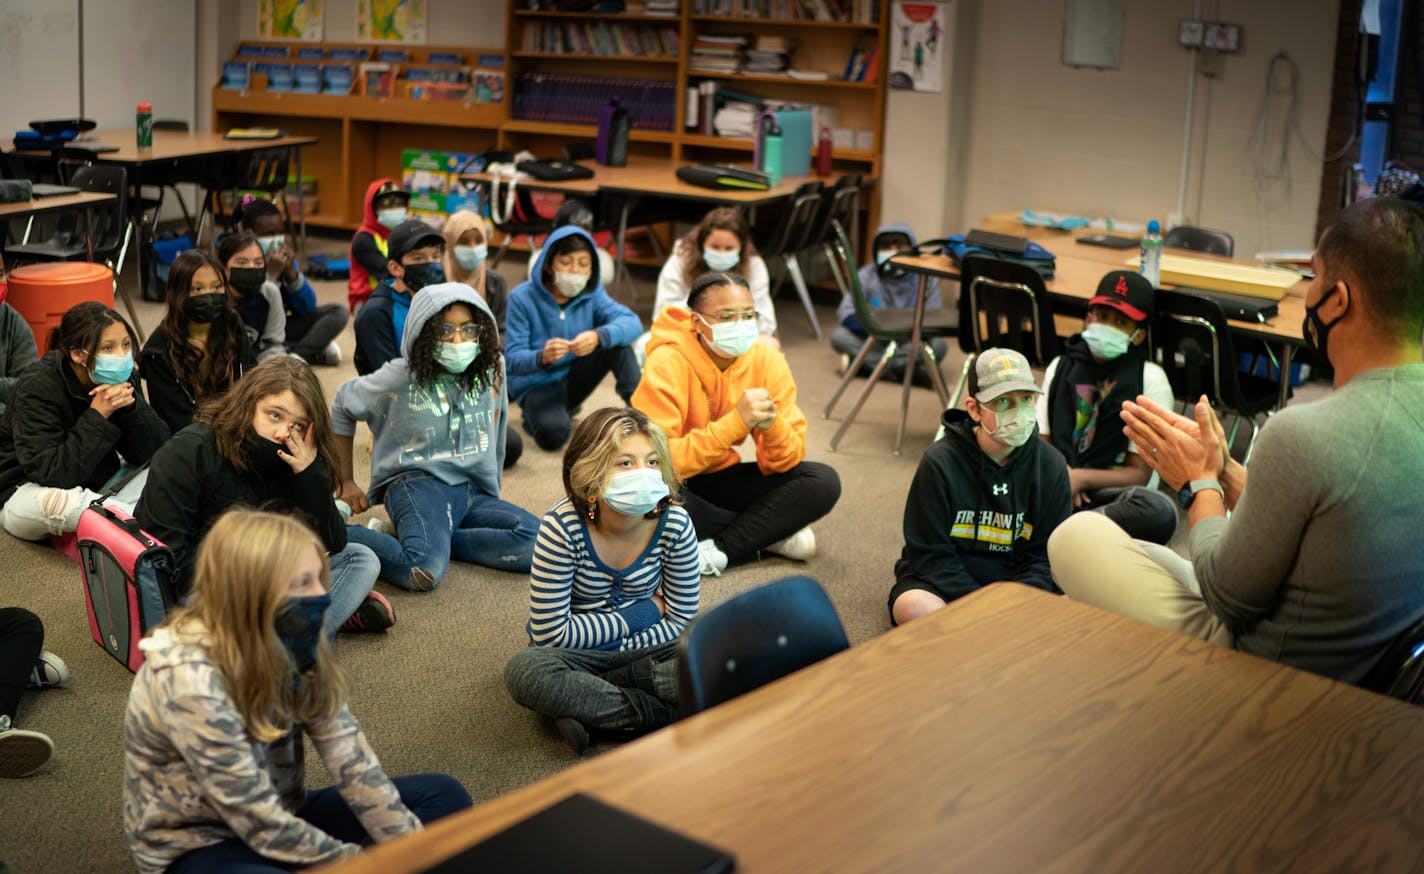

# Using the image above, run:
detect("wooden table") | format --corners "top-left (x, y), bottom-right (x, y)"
top-left (318, 584), bottom-right (1424, 874)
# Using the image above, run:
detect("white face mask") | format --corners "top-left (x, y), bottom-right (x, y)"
top-left (454, 244), bottom-right (488, 271)
top-left (376, 207), bottom-right (407, 229)
top-left (1081, 322), bottom-right (1134, 360)
top-left (876, 248), bottom-right (900, 266)
top-left (554, 271), bottom-right (589, 297)
top-left (703, 247), bottom-right (740, 271)
top-left (257, 235), bottom-right (285, 255)
top-left (699, 315), bottom-right (759, 358)
top-left (980, 404), bottom-right (1035, 448)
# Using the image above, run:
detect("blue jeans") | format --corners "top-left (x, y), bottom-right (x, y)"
top-left (166, 773), bottom-right (472, 873)
top-left (346, 472), bottom-right (538, 590)
top-left (325, 543), bottom-right (379, 637)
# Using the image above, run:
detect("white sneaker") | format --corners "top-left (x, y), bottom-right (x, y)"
top-left (697, 539), bottom-right (727, 577)
top-left (321, 341), bottom-right (343, 366)
top-left (0, 717), bottom-right (54, 778)
top-left (766, 526), bottom-right (816, 561)
top-left (837, 352), bottom-right (851, 376)
top-left (27, 651), bottom-right (69, 690)
top-left (366, 517), bottom-right (395, 537)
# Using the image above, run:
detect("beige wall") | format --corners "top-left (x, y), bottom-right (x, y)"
top-left (956, 0), bottom-right (1340, 257)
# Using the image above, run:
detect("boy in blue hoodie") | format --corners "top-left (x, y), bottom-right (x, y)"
top-left (832, 222), bottom-right (948, 381)
top-left (890, 348), bottom-right (1072, 625)
top-left (335, 282), bottom-right (539, 592)
top-left (506, 225), bottom-right (643, 451)
top-left (353, 219), bottom-right (447, 376)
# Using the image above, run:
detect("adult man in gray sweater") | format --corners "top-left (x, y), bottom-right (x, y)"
top-left (1047, 197), bottom-right (1424, 685)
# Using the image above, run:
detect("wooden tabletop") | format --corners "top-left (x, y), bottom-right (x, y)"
top-left (318, 584), bottom-right (1424, 873)
top-left (28, 129), bottom-right (319, 164)
top-left (463, 155), bottom-right (815, 204)
top-left (0, 190), bottom-right (115, 219)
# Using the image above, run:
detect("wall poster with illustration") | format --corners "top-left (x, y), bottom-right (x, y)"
top-left (889, 1), bottom-right (947, 93)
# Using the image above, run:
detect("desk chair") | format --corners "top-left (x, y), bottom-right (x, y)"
top-left (1151, 289), bottom-right (1279, 462)
top-left (756, 181), bottom-right (825, 338)
top-left (4, 165), bottom-right (143, 334)
top-left (226, 148), bottom-right (294, 245)
top-left (677, 576), bottom-right (848, 716)
top-left (490, 187), bottom-right (557, 270)
top-left (1363, 613), bottom-right (1424, 705)
top-left (947, 255), bottom-right (1061, 409)
top-left (1163, 225), bottom-right (1234, 257)
top-left (824, 221), bottom-right (954, 451)
top-left (799, 173), bottom-right (862, 297)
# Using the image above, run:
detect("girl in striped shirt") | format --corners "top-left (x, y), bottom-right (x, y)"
top-left (504, 407), bottom-right (701, 754)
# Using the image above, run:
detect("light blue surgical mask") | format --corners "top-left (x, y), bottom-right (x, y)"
top-left (377, 207), bottom-right (407, 229)
top-left (603, 467), bottom-right (669, 517)
top-left (699, 314), bottom-right (759, 358)
top-left (257, 235), bottom-right (285, 255)
top-left (1081, 322), bottom-right (1134, 361)
top-left (703, 247), bottom-right (740, 271)
top-left (435, 340), bottom-right (479, 374)
top-left (454, 244), bottom-right (488, 271)
top-left (876, 248), bottom-right (900, 266)
top-left (91, 352), bottom-right (134, 385)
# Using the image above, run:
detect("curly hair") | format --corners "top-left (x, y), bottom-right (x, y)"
top-left (162, 248), bottom-right (246, 400)
top-left (679, 206), bottom-right (758, 288)
top-left (407, 300), bottom-right (503, 394)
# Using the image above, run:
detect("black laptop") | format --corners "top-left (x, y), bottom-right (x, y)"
top-left (1173, 286), bottom-right (1280, 323)
top-left (30, 183), bottom-right (80, 198)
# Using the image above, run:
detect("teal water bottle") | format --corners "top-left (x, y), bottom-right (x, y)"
top-left (1139, 219), bottom-right (1162, 288)
top-left (136, 101), bottom-right (153, 150)
top-left (761, 127), bottom-right (783, 186)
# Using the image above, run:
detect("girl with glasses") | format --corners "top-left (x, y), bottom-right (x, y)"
top-left (337, 282), bottom-right (539, 593)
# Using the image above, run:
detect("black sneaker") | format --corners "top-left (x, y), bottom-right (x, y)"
top-left (338, 592), bottom-right (395, 633)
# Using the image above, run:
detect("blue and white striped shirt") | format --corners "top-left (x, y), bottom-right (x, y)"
top-left (527, 499), bottom-right (701, 651)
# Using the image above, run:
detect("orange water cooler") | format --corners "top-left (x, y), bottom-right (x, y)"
top-left (6, 263), bottom-right (115, 352)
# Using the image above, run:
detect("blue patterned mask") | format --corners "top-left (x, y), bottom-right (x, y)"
top-left (274, 593), bottom-right (331, 673)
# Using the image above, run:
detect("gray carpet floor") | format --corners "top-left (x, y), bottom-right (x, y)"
top-left (0, 251), bottom-right (966, 872)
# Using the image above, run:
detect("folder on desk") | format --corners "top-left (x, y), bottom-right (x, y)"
top-left (419, 793), bottom-right (736, 873)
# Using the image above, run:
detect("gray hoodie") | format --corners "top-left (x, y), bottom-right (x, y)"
top-left (331, 282), bottom-right (508, 503)
top-left (838, 221), bottom-right (939, 326)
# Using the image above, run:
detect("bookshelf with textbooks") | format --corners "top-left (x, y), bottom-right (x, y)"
top-left (213, 41), bottom-right (509, 230)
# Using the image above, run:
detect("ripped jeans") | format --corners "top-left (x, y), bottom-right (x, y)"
top-left (0, 469), bottom-right (151, 541)
top-left (345, 471), bottom-right (539, 590)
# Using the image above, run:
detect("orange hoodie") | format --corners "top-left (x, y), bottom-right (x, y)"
top-left (633, 307), bottom-right (806, 478)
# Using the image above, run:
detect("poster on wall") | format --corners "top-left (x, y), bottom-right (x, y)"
top-left (356, 0), bottom-right (428, 43)
top-left (259, 0), bottom-right (325, 41)
top-left (888, 1), bottom-right (946, 92)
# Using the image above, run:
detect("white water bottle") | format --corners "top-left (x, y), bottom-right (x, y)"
top-left (1139, 219), bottom-right (1163, 288)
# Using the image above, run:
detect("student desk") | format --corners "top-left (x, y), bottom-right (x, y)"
top-left (317, 583), bottom-right (1424, 874)
top-left (0, 191), bottom-right (116, 255)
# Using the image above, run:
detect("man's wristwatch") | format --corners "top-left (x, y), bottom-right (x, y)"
top-left (1177, 478), bottom-right (1223, 510)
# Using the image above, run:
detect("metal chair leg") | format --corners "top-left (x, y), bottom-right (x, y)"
top-left (948, 354), bottom-right (976, 410)
top-left (822, 242), bottom-right (851, 299)
top-left (829, 340), bottom-right (898, 451)
top-left (1243, 417), bottom-right (1262, 466)
top-left (918, 342), bottom-right (950, 407)
top-left (783, 253), bottom-right (823, 339)
top-left (823, 336), bottom-right (878, 418)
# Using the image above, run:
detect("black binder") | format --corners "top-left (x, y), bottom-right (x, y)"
top-left (1173, 286), bottom-right (1280, 323)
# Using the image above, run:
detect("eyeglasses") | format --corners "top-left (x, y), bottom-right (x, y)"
top-left (438, 323), bottom-right (479, 340)
top-left (698, 311), bottom-right (758, 324)
top-left (981, 395), bottom-right (1037, 413)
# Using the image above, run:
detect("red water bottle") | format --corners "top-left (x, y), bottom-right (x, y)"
top-left (816, 126), bottom-right (833, 177)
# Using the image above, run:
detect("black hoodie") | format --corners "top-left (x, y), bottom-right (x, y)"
top-left (894, 408), bottom-right (1072, 601)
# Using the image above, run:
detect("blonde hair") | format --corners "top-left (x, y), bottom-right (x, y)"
top-left (563, 407), bottom-right (681, 521)
top-left (164, 509), bottom-right (348, 742)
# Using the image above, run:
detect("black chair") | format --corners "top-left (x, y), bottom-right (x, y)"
top-left (755, 181), bottom-right (825, 338)
top-left (144, 119), bottom-right (207, 242)
top-left (227, 148), bottom-right (294, 241)
top-left (823, 220), bottom-right (955, 451)
top-left (489, 185), bottom-right (557, 270)
top-left (677, 576), bottom-right (849, 716)
top-left (1362, 613), bottom-right (1424, 705)
top-left (1150, 289), bottom-right (1279, 461)
top-left (1163, 225), bottom-right (1234, 257)
top-left (798, 173), bottom-right (862, 297)
top-left (947, 254), bottom-right (1062, 408)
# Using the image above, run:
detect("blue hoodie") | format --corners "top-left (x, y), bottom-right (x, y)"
top-left (838, 221), bottom-right (939, 329)
top-left (331, 282), bottom-right (508, 503)
top-left (505, 225), bottom-right (642, 403)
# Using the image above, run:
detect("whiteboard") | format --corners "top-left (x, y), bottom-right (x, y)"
top-left (82, 0), bottom-right (197, 130)
top-left (0, 0), bottom-right (82, 139)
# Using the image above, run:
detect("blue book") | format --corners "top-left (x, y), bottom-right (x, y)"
top-left (221, 61), bottom-right (251, 90)
top-left (322, 65), bottom-right (355, 95)
top-left (262, 45), bottom-right (291, 58)
top-left (429, 52), bottom-right (463, 65)
top-left (477, 53), bottom-right (506, 67)
top-left (236, 44), bottom-right (264, 59)
top-left (297, 47), bottom-right (325, 60)
top-left (378, 49), bottom-right (412, 63)
top-left (293, 64), bottom-right (322, 93)
top-left (329, 48), bottom-right (365, 62)
top-left (266, 64), bottom-right (296, 92)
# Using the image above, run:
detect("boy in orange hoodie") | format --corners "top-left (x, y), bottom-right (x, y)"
top-left (633, 272), bottom-right (840, 575)
top-left (348, 179), bottom-right (410, 312)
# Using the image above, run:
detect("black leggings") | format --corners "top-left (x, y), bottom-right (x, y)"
top-left (0, 607), bottom-right (42, 723)
top-left (519, 345), bottom-right (641, 451)
top-left (286, 304), bottom-right (350, 363)
top-left (681, 461), bottom-right (841, 565)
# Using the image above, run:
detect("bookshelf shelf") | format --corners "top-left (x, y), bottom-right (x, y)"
top-left (513, 10), bottom-right (684, 21)
top-left (686, 71), bottom-right (879, 89)
top-left (511, 51), bottom-right (679, 64)
top-left (678, 133), bottom-right (874, 161)
top-left (688, 14), bottom-right (880, 29)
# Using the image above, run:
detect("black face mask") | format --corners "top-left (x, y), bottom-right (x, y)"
top-left (242, 428), bottom-right (292, 477)
top-left (400, 261), bottom-right (445, 294)
top-left (273, 594), bottom-right (331, 674)
top-left (227, 267), bottom-right (266, 297)
top-left (183, 292), bottom-right (226, 325)
top-left (1302, 285), bottom-right (1344, 364)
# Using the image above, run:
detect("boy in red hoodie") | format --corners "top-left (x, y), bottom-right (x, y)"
top-left (348, 179), bottom-right (410, 312)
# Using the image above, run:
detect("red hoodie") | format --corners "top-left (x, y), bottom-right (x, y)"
top-left (347, 177), bottom-right (401, 311)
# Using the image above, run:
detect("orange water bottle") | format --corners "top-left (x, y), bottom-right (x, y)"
top-left (136, 101), bottom-right (153, 149)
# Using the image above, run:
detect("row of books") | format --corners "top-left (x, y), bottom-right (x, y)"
top-left (691, 0), bottom-right (878, 23)
top-left (689, 34), bottom-right (746, 73)
top-left (521, 22), bottom-right (680, 57)
top-left (234, 44), bottom-right (497, 66)
top-left (523, 0), bottom-right (677, 11)
top-left (841, 46), bottom-right (878, 82)
top-left (512, 72), bottom-right (677, 130)
top-left (221, 60), bottom-right (504, 102)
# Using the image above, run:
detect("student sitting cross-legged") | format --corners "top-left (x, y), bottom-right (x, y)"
top-left (506, 225), bottom-right (643, 452)
top-left (123, 509), bottom-right (471, 874)
top-left (633, 271), bottom-right (840, 575)
top-left (135, 357), bottom-right (388, 636)
top-left (337, 282), bottom-right (539, 593)
top-left (890, 348), bottom-right (1072, 626)
top-left (352, 219), bottom-right (447, 377)
top-left (503, 407), bottom-right (699, 754)
top-left (0, 302), bottom-right (168, 540)
top-left (831, 221), bottom-right (946, 381)
top-left (1036, 270), bottom-right (1179, 544)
